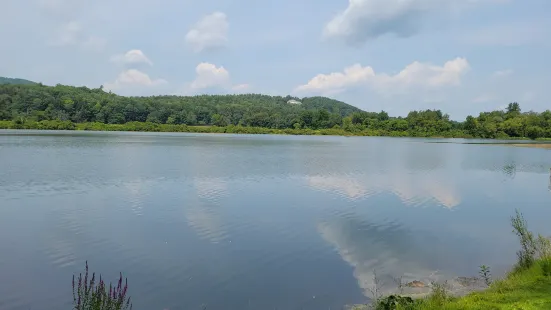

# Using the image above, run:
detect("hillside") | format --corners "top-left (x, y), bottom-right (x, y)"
top-left (1, 82), bottom-right (550, 139)
top-left (0, 83), bottom-right (361, 129)
top-left (0, 76), bottom-right (36, 85)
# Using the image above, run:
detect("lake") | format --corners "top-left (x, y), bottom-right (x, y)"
top-left (1, 130), bottom-right (550, 310)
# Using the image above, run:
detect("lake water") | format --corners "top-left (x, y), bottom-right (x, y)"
top-left (1, 131), bottom-right (550, 310)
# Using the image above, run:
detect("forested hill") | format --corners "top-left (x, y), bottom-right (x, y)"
top-left (2, 82), bottom-right (551, 139)
top-left (0, 77), bottom-right (36, 85)
top-left (0, 82), bottom-right (361, 128)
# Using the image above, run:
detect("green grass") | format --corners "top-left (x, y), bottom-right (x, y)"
top-left (370, 210), bottom-right (551, 310)
top-left (409, 258), bottom-right (551, 309)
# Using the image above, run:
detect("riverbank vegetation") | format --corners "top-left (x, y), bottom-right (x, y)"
top-left (364, 210), bottom-right (551, 310)
top-left (2, 82), bottom-right (551, 139)
top-left (72, 262), bottom-right (132, 310)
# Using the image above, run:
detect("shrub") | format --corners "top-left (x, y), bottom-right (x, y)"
top-left (375, 295), bottom-right (415, 310)
top-left (541, 258), bottom-right (551, 277)
top-left (72, 262), bottom-right (132, 310)
top-left (479, 265), bottom-right (492, 286)
top-left (511, 209), bottom-right (537, 270)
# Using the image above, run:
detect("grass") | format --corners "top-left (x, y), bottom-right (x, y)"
top-left (409, 258), bottom-right (551, 309)
top-left (368, 209), bottom-right (551, 310)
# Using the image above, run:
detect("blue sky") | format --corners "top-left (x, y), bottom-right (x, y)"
top-left (1, 0), bottom-right (550, 119)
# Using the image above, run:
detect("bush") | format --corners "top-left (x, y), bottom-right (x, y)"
top-left (375, 295), bottom-right (415, 310)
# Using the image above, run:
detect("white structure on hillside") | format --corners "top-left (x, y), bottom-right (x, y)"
top-left (287, 99), bottom-right (302, 105)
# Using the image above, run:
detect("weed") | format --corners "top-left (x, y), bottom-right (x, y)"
top-left (366, 270), bottom-right (383, 306)
top-left (541, 258), bottom-right (551, 277)
top-left (375, 295), bottom-right (415, 310)
top-left (536, 234), bottom-right (551, 258)
top-left (478, 265), bottom-right (492, 286)
top-left (72, 261), bottom-right (132, 310)
top-left (511, 209), bottom-right (537, 270)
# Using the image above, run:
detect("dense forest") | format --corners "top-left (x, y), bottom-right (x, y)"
top-left (1, 80), bottom-right (551, 139)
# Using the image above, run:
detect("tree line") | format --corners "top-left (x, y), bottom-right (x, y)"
top-left (1, 83), bottom-right (550, 139)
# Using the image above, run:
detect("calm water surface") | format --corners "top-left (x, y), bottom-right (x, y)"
top-left (1, 131), bottom-right (550, 310)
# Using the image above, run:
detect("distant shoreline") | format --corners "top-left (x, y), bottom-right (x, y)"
top-left (503, 143), bottom-right (551, 149)
top-left (2, 121), bottom-right (551, 148)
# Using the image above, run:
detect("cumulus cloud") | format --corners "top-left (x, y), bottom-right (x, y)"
top-left (324, 0), bottom-right (505, 44)
top-left (295, 57), bottom-right (470, 95)
top-left (190, 62), bottom-right (231, 89)
top-left (104, 69), bottom-right (167, 92)
top-left (188, 62), bottom-right (249, 93)
top-left (110, 50), bottom-right (153, 66)
top-left (185, 12), bottom-right (229, 52)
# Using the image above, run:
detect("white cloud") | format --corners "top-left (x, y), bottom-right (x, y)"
top-left (295, 57), bottom-right (470, 95)
top-left (190, 62), bottom-right (231, 89)
top-left (104, 69), bottom-right (167, 91)
top-left (187, 62), bottom-right (248, 93)
top-left (324, 0), bottom-right (506, 44)
top-left (110, 50), bottom-right (153, 66)
top-left (472, 94), bottom-right (496, 103)
top-left (492, 69), bottom-right (513, 78)
top-left (185, 12), bottom-right (229, 52)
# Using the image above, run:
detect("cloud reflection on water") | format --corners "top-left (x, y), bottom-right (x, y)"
top-left (307, 172), bottom-right (460, 209)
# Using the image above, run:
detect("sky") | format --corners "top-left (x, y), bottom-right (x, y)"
top-left (1, 0), bottom-right (550, 119)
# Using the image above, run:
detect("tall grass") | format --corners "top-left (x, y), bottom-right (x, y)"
top-left (511, 209), bottom-right (551, 271)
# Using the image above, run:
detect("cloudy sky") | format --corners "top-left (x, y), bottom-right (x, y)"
top-left (1, 0), bottom-right (550, 119)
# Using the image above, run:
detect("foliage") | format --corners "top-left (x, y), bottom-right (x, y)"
top-left (375, 211), bottom-right (551, 309)
top-left (2, 82), bottom-right (551, 139)
top-left (72, 262), bottom-right (132, 310)
top-left (511, 209), bottom-right (538, 270)
top-left (375, 295), bottom-right (415, 310)
top-left (409, 258), bottom-right (551, 309)
top-left (542, 258), bottom-right (551, 277)
top-left (479, 265), bottom-right (492, 286)
top-left (0, 83), bottom-right (357, 130)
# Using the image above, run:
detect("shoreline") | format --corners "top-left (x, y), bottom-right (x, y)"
top-left (0, 121), bottom-right (551, 142)
top-left (2, 121), bottom-right (551, 149)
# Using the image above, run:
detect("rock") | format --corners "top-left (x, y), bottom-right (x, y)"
top-left (406, 280), bottom-right (426, 288)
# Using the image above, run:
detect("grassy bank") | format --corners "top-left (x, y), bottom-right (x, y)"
top-left (407, 258), bottom-right (551, 309)
top-left (360, 210), bottom-right (551, 310)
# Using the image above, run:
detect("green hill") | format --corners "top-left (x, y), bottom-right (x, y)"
top-left (0, 77), bottom-right (36, 85)
top-left (0, 83), bottom-right (361, 129)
